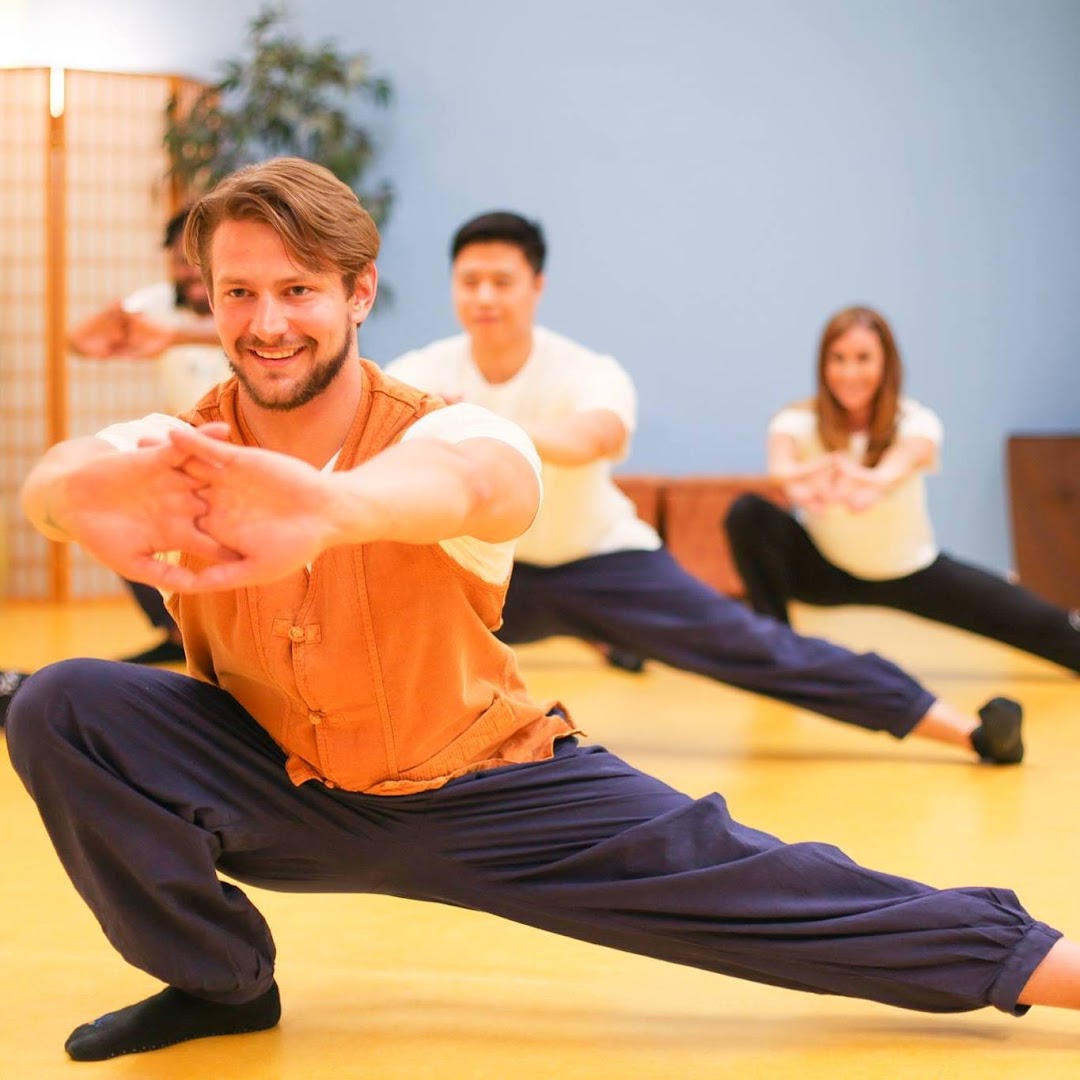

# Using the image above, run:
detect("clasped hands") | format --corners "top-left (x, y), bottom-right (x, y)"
top-left (74, 304), bottom-right (184, 361)
top-left (63, 424), bottom-right (342, 593)
top-left (785, 453), bottom-right (889, 515)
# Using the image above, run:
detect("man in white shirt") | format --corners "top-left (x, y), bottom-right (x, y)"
top-left (69, 208), bottom-right (230, 664)
top-left (386, 212), bottom-right (1022, 765)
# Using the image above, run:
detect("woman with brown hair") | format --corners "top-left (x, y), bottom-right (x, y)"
top-left (725, 305), bottom-right (1080, 673)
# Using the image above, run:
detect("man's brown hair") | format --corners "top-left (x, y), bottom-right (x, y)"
top-left (184, 157), bottom-right (380, 296)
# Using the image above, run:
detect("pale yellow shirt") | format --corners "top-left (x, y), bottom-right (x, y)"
top-left (769, 398), bottom-right (944, 580)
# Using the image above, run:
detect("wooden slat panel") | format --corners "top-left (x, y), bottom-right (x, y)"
top-left (0, 68), bottom-right (52, 600)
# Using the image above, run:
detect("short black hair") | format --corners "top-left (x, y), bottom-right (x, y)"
top-left (450, 211), bottom-right (546, 274)
top-left (163, 206), bottom-right (192, 249)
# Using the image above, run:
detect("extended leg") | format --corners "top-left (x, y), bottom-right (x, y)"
top-left (726, 497), bottom-right (1080, 674)
top-left (398, 740), bottom-right (1059, 1014)
top-left (512, 548), bottom-right (1021, 759)
top-left (510, 548), bottom-right (935, 736)
top-left (872, 555), bottom-right (1080, 673)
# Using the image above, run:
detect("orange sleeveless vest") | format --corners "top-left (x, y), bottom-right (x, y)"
top-left (168, 361), bottom-right (576, 793)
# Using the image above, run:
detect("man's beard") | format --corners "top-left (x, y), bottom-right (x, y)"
top-left (229, 320), bottom-right (356, 412)
top-left (175, 281), bottom-right (212, 316)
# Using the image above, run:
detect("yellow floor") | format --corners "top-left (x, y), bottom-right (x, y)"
top-left (1, 597), bottom-right (1079, 1078)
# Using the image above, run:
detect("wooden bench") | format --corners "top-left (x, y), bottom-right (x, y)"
top-left (614, 475), bottom-right (788, 596)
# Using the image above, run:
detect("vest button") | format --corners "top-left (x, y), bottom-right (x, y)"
top-left (308, 711), bottom-right (323, 725)
top-left (288, 626), bottom-right (305, 642)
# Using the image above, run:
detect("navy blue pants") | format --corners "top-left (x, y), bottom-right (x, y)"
top-left (6, 660), bottom-right (1059, 1015)
top-left (726, 494), bottom-right (1080, 673)
top-left (499, 548), bottom-right (934, 737)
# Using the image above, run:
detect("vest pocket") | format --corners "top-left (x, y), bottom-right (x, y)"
top-left (396, 694), bottom-right (523, 781)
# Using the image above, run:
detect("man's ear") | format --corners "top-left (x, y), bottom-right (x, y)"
top-left (350, 263), bottom-right (379, 324)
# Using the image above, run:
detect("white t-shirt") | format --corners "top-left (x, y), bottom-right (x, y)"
top-left (123, 282), bottom-right (231, 414)
top-left (386, 326), bottom-right (660, 565)
top-left (768, 398), bottom-right (944, 580)
top-left (96, 398), bottom-right (542, 585)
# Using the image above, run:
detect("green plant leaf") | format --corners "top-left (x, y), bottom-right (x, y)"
top-left (163, 1), bottom-right (393, 225)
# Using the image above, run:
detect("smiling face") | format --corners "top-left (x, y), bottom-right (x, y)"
top-left (822, 324), bottom-right (887, 426)
top-left (451, 241), bottom-right (544, 355)
top-left (209, 218), bottom-right (376, 412)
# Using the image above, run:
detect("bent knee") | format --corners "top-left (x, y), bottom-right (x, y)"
top-left (724, 492), bottom-right (776, 537)
top-left (6, 658), bottom-right (118, 764)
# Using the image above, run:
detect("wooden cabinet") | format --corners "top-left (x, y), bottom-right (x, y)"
top-left (1007, 434), bottom-right (1080, 608)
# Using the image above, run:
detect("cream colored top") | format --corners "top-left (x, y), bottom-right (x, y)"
top-left (769, 398), bottom-right (944, 580)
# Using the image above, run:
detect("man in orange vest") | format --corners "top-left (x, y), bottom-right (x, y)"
top-left (10, 159), bottom-right (1080, 1062)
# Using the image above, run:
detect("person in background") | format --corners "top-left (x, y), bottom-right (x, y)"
top-left (68, 207), bottom-right (229, 664)
top-left (724, 305), bottom-right (1080, 674)
top-left (386, 213), bottom-right (1022, 766)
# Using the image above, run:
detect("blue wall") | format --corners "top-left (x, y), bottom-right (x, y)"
top-left (15, 0), bottom-right (1080, 572)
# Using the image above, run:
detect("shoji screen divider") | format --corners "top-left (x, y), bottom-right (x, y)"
top-left (0, 67), bottom-right (203, 601)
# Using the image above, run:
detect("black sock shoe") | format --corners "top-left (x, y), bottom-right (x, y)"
top-left (970, 697), bottom-right (1024, 765)
top-left (64, 981), bottom-right (281, 1061)
top-left (119, 639), bottom-right (186, 665)
top-left (604, 646), bottom-right (647, 674)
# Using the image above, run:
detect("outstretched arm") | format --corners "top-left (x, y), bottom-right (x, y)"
top-left (831, 436), bottom-right (937, 511)
top-left (116, 312), bottom-right (221, 359)
top-left (69, 304), bottom-right (220, 361)
top-left (21, 434), bottom-right (239, 588)
top-left (68, 304), bottom-right (130, 359)
top-left (767, 432), bottom-right (840, 513)
top-left (166, 424), bottom-right (541, 590)
top-left (523, 408), bottom-right (629, 467)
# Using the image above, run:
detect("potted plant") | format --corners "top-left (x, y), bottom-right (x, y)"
top-left (163, 3), bottom-right (393, 226)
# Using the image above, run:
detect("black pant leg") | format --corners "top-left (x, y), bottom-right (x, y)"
top-left (872, 555), bottom-right (1080, 673)
top-left (725, 494), bottom-right (871, 619)
top-left (124, 578), bottom-right (177, 633)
